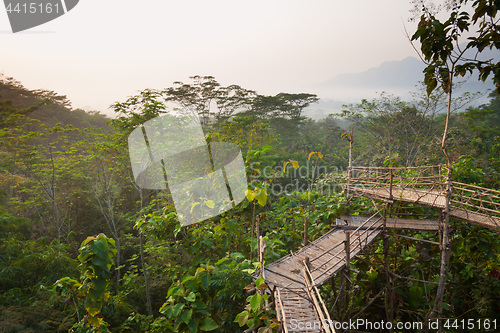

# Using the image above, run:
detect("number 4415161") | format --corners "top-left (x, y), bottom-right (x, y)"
top-left (6, 2), bottom-right (61, 14)
top-left (443, 319), bottom-right (497, 330)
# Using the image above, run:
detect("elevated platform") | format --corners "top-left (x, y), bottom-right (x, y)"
top-left (262, 215), bottom-right (382, 332)
top-left (349, 185), bottom-right (500, 231)
top-left (264, 221), bottom-right (382, 290)
top-left (267, 166), bottom-right (500, 332)
top-left (450, 208), bottom-right (500, 231)
top-left (336, 214), bottom-right (440, 231)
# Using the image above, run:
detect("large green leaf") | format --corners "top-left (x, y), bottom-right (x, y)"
top-left (184, 291), bottom-right (196, 302)
top-left (235, 310), bottom-right (249, 327)
top-left (249, 293), bottom-right (262, 312)
top-left (181, 308), bottom-right (193, 324)
top-left (366, 268), bottom-right (378, 281)
top-left (256, 190), bottom-right (267, 207)
top-left (255, 277), bottom-right (265, 288)
top-left (188, 317), bottom-right (199, 333)
top-left (172, 303), bottom-right (185, 317)
top-left (245, 189), bottom-right (256, 202)
top-left (200, 317), bottom-right (218, 331)
top-left (409, 285), bottom-right (424, 308)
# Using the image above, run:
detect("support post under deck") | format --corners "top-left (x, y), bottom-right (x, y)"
top-left (383, 203), bottom-right (394, 332)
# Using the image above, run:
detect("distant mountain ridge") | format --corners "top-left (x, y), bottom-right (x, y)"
top-left (305, 51), bottom-right (499, 119)
top-left (322, 56), bottom-right (426, 89)
top-left (317, 50), bottom-right (498, 94)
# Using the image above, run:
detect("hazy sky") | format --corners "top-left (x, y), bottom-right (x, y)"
top-left (1, 0), bottom-right (421, 114)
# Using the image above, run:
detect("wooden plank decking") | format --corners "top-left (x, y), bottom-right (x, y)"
top-left (336, 215), bottom-right (440, 231)
top-left (277, 288), bottom-right (322, 332)
top-left (450, 208), bottom-right (500, 230)
top-left (348, 185), bottom-right (500, 231)
top-left (267, 176), bottom-right (500, 332)
top-left (264, 223), bottom-right (382, 290)
top-left (262, 219), bottom-right (383, 332)
top-left (349, 186), bottom-right (447, 207)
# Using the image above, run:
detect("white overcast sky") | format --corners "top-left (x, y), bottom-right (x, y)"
top-left (1, 0), bottom-right (422, 114)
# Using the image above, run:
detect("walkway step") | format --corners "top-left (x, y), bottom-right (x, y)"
top-left (278, 288), bottom-right (322, 332)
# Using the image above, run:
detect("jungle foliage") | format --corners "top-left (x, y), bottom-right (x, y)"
top-left (1, 3), bottom-right (500, 328)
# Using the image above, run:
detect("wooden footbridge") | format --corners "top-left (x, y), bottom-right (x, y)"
top-left (266, 213), bottom-right (384, 332)
top-left (348, 165), bottom-right (500, 231)
top-left (261, 165), bottom-right (500, 333)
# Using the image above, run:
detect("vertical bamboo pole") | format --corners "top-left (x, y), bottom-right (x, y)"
top-left (344, 129), bottom-right (354, 319)
top-left (336, 129), bottom-right (356, 321)
top-left (250, 202), bottom-right (255, 263)
top-left (303, 216), bottom-right (309, 246)
top-left (347, 129), bottom-right (353, 201)
top-left (344, 230), bottom-right (351, 320)
top-left (383, 201), bottom-right (394, 332)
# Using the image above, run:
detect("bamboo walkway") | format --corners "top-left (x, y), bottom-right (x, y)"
top-left (336, 214), bottom-right (440, 231)
top-left (348, 184), bottom-right (500, 231)
top-left (266, 218), bottom-right (382, 333)
top-left (263, 216), bottom-right (382, 290)
top-left (267, 166), bottom-right (500, 332)
top-left (264, 213), bottom-right (440, 332)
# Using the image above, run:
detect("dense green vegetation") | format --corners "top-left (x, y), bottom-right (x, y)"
top-left (1, 71), bottom-right (499, 332)
top-left (0, 2), bottom-right (499, 331)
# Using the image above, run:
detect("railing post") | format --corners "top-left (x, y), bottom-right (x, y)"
top-left (258, 236), bottom-right (266, 279)
top-left (303, 216), bottom-right (309, 246)
top-left (389, 168), bottom-right (393, 201)
top-left (346, 128), bottom-right (353, 203)
top-left (439, 164), bottom-right (443, 191)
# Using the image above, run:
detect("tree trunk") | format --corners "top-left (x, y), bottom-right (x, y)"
top-left (115, 236), bottom-right (121, 289)
top-left (425, 69), bottom-right (454, 332)
top-left (303, 216), bottom-right (309, 246)
top-left (140, 231), bottom-right (153, 316)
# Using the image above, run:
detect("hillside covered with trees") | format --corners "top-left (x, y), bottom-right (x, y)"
top-left (1, 1), bottom-right (500, 332)
top-left (1, 70), bottom-right (499, 332)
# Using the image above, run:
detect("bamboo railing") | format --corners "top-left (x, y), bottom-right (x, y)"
top-left (346, 165), bottom-right (500, 230)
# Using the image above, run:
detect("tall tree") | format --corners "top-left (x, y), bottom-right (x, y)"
top-left (8, 125), bottom-right (84, 241)
top-left (163, 75), bottom-right (256, 127)
top-left (83, 130), bottom-right (131, 288)
top-left (411, 0), bottom-right (500, 327)
top-left (251, 92), bottom-right (318, 121)
top-left (250, 93), bottom-right (319, 148)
